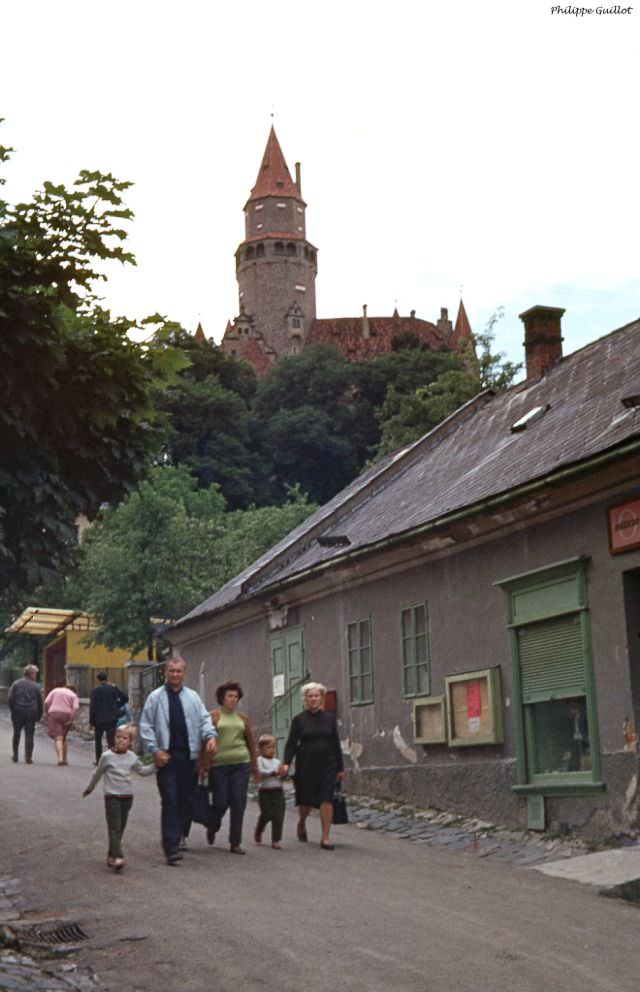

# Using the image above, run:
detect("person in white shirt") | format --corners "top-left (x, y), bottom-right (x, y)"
top-left (254, 734), bottom-right (286, 850)
top-left (83, 724), bottom-right (155, 870)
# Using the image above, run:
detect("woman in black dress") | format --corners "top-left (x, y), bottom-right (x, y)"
top-left (282, 682), bottom-right (344, 850)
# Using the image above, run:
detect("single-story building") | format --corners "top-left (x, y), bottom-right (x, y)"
top-left (170, 305), bottom-right (640, 838)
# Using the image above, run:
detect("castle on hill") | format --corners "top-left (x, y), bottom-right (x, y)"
top-left (213, 126), bottom-right (472, 375)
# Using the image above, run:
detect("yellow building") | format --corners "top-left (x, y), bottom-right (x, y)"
top-left (5, 608), bottom-right (148, 696)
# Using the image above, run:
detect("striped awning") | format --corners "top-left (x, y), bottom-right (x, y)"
top-left (5, 607), bottom-right (96, 636)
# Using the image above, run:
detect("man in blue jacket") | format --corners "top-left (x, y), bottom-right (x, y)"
top-left (140, 656), bottom-right (217, 865)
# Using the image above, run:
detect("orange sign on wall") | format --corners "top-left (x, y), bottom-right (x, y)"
top-left (609, 499), bottom-right (640, 554)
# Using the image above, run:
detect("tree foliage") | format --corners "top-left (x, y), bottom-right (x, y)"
top-left (375, 310), bottom-right (522, 457)
top-left (0, 136), bottom-right (185, 598)
top-left (69, 467), bottom-right (316, 653)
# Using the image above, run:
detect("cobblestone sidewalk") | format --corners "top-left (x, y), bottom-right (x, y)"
top-left (344, 795), bottom-right (593, 865)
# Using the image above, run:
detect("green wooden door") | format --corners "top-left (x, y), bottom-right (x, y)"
top-left (270, 627), bottom-right (306, 757)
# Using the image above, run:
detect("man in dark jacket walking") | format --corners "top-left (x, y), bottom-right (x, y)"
top-left (8, 664), bottom-right (43, 764)
top-left (89, 672), bottom-right (128, 764)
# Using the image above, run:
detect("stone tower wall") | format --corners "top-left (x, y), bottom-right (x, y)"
top-left (237, 244), bottom-right (317, 358)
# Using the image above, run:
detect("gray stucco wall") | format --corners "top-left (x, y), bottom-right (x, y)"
top-left (173, 493), bottom-right (640, 836)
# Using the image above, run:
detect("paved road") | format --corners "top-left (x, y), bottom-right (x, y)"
top-left (1, 710), bottom-right (639, 992)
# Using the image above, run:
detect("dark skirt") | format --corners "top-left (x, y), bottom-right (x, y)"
top-left (293, 759), bottom-right (338, 808)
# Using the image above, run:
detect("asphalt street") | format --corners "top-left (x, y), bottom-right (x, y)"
top-left (1, 709), bottom-right (639, 992)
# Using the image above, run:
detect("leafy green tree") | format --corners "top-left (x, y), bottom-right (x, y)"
top-left (375, 310), bottom-right (522, 457)
top-left (0, 135), bottom-right (184, 598)
top-left (69, 467), bottom-right (316, 653)
top-left (375, 370), bottom-right (481, 456)
top-left (155, 328), bottom-right (263, 509)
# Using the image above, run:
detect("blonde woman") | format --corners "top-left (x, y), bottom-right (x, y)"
top-left (281, 682), bottom-right (344, 850)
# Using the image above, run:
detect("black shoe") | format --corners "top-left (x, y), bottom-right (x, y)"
top-left (11, 755), bottom-right (18, 763)
top-left (166, 851), bottom-right (183, 865)
top-left (206, 828), bottom-right (216, 846)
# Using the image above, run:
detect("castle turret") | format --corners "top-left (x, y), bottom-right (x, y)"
top-left (233, 126), bottom-right (318, 361)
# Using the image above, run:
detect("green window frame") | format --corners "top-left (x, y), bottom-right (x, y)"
top-left (496, 557), bottom-right (603, 795)
top-left (347, 617), bottom-right (374, 705)
top-left (401, 603), bottom-right (430, 697)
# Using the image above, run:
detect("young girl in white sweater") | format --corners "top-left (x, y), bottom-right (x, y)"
top-left (83, 725), bottom-right (155, 870)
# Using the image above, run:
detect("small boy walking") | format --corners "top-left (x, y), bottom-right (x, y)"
top-left (83, 725), bottom-right (155, 870)
top-left (254, 734), bottom-right (286, 850)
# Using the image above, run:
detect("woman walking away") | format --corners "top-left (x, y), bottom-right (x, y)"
top-left (83, 725), bottom-right (156, 870)
top-left (200, 680), bottom-right (258, 854)
top-left (281, 682), bottom-right (344, 850)
top-left (44, 683), bottom-right (79, 766)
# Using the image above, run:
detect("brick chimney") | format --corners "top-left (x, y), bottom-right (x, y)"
top-left (519, 305), bottom-right (565, 380)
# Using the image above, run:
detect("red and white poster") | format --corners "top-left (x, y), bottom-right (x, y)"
top-left (609, 499), bottom-right (640, 554)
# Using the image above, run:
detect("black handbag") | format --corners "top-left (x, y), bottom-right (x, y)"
top-left (191, 779), bottom-right (213, 827)
top-left (332, 783), bottom-right (349, 825)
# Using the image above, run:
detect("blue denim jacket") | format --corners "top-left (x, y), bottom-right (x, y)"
top-left (139, 685), bottom-right (216, 759)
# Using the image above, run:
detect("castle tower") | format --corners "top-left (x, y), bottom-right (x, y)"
top-left (233, 126), bottom-right (318, 360)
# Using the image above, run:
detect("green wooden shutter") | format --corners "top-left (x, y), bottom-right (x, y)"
top-left (518, 613), bottom-right (585, 703)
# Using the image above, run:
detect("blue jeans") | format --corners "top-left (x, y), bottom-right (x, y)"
top-left (209, 763), bottom-right (251, 847)
top-left (156, 753), bottom-right (195, 857)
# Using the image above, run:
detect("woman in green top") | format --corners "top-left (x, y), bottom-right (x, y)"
top-left (201, 680), bottom-right (258, 854)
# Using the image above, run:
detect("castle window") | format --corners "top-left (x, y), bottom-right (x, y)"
top-left (245, 246), bottom-right (255, 260)
top-left (295, 284), bottom-right (306, 293)
top-left (274, 242), bottom-right (284, 254)
top-left (256, 223), bottom-right (263, 230)
top-left (256, 244), bottom-right (264, 257)
top-left (286, 243), bottom-right (296, 256)
top-left (297, 226), bottom-right (303, 232)
top-left (291, 318), bottom-right (301, 328)
top-left (297, 206), bottom-right (303, 214)
top-left (277, 202), bottom-right (287, 208)
top-left (254, 204), bottom-right (263, 211)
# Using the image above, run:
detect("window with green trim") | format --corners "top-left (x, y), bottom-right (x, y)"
top-left (401, 603), bottom-right (430, 697)
top-left (497, 557), bottom-right (601, 791)
top-left (347, 618), bottom-right (373, 704)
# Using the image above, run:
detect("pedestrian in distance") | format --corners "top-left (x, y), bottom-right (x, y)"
top-left (83, 724), bottom-right (156, 871)
top-left (43, 683), bottom-right (79, 766)
top-left (8, 664), bottom-right (43, 764)
top-left (254, 734), bottom-right (286, 850)
top-left (89, 671), bottom-right (128, 765)
top-left (139, 656), bottom-right (217, 865)
top-left (281, 681), bottom-right (344, 850)
top-left (198, 679), bottom-right (259, 855)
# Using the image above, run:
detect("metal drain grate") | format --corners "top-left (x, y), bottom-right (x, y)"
top-left (14, 922), bottom-right (89, 946)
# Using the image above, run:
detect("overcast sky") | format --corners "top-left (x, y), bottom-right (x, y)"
top-left (2, 0), bottom-right (639, 371)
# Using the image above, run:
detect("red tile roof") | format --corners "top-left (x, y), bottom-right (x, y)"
top-left (307, 314), bottom-right (446, 362)
top-left (248, 127), bottom-right (302, 203)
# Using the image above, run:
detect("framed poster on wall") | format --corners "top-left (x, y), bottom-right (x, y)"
top-left (413, 696), bottom-right (447, 744)
top-left (445, 668), bottom-right (503, 747)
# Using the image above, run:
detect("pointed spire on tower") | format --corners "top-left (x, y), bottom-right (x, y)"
top-left (194, 321), bottom-right (206, 344)
top-left (452, 299), bottom-right (473, 348)
top-left (249, 126), bottom-right (302, 201)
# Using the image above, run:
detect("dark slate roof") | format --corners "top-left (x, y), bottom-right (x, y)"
top-left (174, 317), bottom-right (640, 628)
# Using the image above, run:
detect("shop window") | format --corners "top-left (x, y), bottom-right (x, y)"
top-left (400, 603), bottom-right (430, 697)
top-left (497, 557), bottom-right (602, 793)
top-left (347, 618), bottom-right (373, 705)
